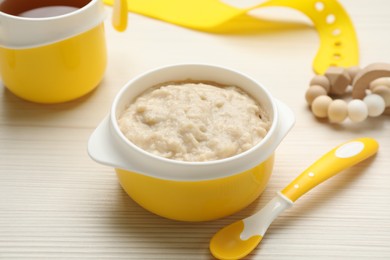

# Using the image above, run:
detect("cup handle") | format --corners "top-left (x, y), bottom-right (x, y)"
top-left (87, 116), bottom-right (132, 170)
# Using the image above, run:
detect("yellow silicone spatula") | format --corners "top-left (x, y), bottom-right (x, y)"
top-left (112, 0), bottom-right (128, 31)
top-left (210, 137), bottom-right (378, 260)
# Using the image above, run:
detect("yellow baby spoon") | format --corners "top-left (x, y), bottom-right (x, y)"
top-left (112, 0), bottom-right (128, 31)
top-left (210, 137), bottom-right (378, 259)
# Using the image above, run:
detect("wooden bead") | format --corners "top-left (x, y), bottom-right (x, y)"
top-left (328, 99), bottom-right (348, 123)
top-left (305, 85), bottom-right (327, 105)
top-left (364, 94), bottom-right (385, 117)
top-left (312, 95), bottom-right (332, 118)
top-left (348, 99), bottom-right (368, 122)
top-left (352, 63), bottom-right (390, 99)
top-left (310, 75), bottom-right (330, 92)
top-left (384, 106), bottom-right (390, 115)
top-left (346, 66), bottom-right (361, 81)
top-left (325, 66), bottom-right (351, 95)
top-left (372, 85), bottom-right (390, 106)
top-left (369, 77), bottom-right (390, 90)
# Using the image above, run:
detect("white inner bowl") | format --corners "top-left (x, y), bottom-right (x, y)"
top-left (88, 64), bottom-right (295, 181)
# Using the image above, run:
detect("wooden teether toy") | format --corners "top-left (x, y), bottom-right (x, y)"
top-left (306, 63), bottom-right (390, 123)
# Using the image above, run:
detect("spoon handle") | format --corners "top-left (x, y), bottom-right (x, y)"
top-left (112, 0), bottom-right (128, 32)
top-left (281, 137), bottom-right (378, 202)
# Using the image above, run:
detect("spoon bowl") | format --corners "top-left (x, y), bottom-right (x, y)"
top-left (210, 220), bottom-right (262, 260)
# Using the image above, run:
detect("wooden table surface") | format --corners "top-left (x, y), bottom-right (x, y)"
top-left (1, 0), bottom-right (389, 259)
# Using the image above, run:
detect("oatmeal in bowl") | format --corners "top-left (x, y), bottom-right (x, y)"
top-left (118, 81), bottom-right (271, 162)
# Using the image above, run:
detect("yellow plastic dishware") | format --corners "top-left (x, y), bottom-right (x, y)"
top-left (0, 0), bottom-right (107, 103)
top-left (210, 137), bottom-right (378, 259)
top-left (88, 64), bottom-right (295, 222)
top-left (115, 157), bottom-right (274, 221)
top-left (0, 25), bottom-right (107, 103)
top-left (112, 0), bottom-right (128, 31)
top-left (0, 0), bottom-right (127, 103)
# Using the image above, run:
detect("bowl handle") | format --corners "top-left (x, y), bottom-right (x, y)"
top-left (88, 100), bottom-right (295, 172)
top-left (87, 116), bottom-right (133, 171)
top-left (273, 99), bottom-right (295, 146)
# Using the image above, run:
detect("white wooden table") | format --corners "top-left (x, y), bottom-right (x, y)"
top-left (1, 1), bottom-right (389, 259)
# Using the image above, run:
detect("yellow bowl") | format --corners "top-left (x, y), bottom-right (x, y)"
top-left (115, 156), bottom-right (274, 221)
top-left (88, 64), bottom-right (295, 221)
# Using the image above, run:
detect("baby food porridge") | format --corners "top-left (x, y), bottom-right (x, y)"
top-left (118, 81), bottom-right (270, 162)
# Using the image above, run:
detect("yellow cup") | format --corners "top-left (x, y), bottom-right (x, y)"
top-left (88, 64), bottom-right (295, 221)
top-left (0, 0), bottom-right (107, 103)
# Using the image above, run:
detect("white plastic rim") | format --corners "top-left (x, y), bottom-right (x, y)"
top-left (0, 0), bottom-right (106, 49)
top-left (88, 63), bottom-right (295, 181)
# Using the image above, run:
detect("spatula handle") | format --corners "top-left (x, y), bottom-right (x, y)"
top-left (281, 137), bottom-right (378, 202)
